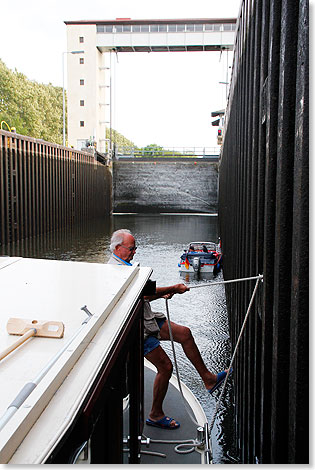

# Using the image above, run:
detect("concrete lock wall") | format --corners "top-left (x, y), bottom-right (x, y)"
top-left (113, 159), bottom-right (219, 213)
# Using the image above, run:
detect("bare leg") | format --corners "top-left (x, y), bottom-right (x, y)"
top-left (159, 320), bottom-right (219, 390)
top-left (145, 345), bottom-right (178, 427)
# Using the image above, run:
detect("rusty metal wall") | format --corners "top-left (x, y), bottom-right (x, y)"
top-left (218, 0), bottom-right (308, 464)
top-left (0, 131), bottom-right (112, 246)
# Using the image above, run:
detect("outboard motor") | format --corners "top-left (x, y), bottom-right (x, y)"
top-left (192, 257), bottom-right (201, 272)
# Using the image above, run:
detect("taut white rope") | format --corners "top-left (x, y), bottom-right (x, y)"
top-left (208, 276), bottom-right (262, 433)
top-left (164, 274), bottom-right (263, 443)
top-left (143, 274), bottom-right (263, 458)
top-left (187, 274), bottom-right (263, 289)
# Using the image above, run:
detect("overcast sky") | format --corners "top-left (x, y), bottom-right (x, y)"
top-left (0, 0), bottom-right (241, 148)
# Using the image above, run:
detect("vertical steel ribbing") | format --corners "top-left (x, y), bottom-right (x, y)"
top-left (219, 0), bottom-right (308, 464)
top-left (0, 136), bottom-right (7, 245)
top-left (250, 0), bottom-right (263, 461)
top-left (0, 132), bottom-right (112, 246)
top-left (288, 1), bottom-right (309, 463)
top-left (270, 0), bottom-right (299, 462)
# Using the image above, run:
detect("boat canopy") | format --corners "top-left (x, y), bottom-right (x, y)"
top-left (187, 242), bottom-right (217, 252)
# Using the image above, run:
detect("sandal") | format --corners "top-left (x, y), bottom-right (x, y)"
top-left (146, 415), bottom-right (180, 429)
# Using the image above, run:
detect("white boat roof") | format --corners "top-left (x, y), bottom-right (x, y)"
top-left (0, 257), bottom-right (152, 464)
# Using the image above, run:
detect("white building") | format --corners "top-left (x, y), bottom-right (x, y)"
top-left (64, 18), bottom-right (236, 154)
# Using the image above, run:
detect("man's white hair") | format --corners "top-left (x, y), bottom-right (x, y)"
top-left (110, 229), bottom-right (133, 252)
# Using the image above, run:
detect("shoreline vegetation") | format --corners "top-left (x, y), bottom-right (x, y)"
top-left (0, 59), bottom-right (159, 153)
top-left (0, 59), bottom-right (213, 158)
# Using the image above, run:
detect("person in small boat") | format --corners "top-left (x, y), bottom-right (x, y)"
top-left (108, 229), bottom-right (229, 430)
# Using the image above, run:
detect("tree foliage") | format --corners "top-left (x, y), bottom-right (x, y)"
top-left (141, 143), bottom-right (163, 155)
top-left (0, 59), bottom-right (160, 150)
top-left (0, 59), bottom-right (64, 144)
top-left (106, 127), bottom-right (135, 148)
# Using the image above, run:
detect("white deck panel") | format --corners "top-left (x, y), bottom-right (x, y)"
top-left (0, 257), bottom-right (152, 463)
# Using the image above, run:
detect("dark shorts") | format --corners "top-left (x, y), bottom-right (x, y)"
top-left (143, 318), bottom-right (166, 356)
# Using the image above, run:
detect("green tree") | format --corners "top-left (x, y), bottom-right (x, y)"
top-left (141, 144), bottom-right (163, 155)
top-left (0, 60), bottom-right (64, 143)
top-left (107, 128), bottom-right (135, 148)
top-left (0, 59), bottom-right (153, 150)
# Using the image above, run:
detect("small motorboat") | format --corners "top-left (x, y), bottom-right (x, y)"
top-left (178, 241), bottom-right (222, 275)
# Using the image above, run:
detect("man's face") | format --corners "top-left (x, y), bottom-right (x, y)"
top-left (114, 234), bottom-right (137, 263)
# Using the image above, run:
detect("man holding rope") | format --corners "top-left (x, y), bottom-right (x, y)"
top-left (108, 229), bottom-right (229, 430)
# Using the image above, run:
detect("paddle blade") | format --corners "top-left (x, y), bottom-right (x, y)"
top-left (6, 318), bottom-right (65, 338)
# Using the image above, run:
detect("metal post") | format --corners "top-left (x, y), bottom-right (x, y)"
top-left (109, 51), bottom-right (112, 157)
top-left (62, 53), bottom-right (65, 147)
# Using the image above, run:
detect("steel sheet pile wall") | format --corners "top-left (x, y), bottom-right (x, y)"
top-left (218, 0), bottom-right (308, 464)
top-left (0, 131), bottom-right (112, 245)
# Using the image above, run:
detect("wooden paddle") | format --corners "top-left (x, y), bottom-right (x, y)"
top-left (0, 318), bottom-right (65, 361)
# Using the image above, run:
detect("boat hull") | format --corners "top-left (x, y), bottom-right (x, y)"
top-left (179, 262), bottom-right (214, 273)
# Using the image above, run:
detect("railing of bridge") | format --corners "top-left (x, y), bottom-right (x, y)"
top-left (115, 146), bottom-right (220, 158)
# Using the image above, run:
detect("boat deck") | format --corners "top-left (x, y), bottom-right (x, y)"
top-left (140, 365), bottom-right (205, 464)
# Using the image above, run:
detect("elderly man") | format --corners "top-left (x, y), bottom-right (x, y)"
top-left (108, 229), bottom-right (229, 430)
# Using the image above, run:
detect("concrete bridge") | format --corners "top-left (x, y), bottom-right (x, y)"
top-left (64, 17), bottom-right (236, 153)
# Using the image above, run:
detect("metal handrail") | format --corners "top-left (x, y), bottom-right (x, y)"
top-left (115, 146), bottom-right (220, 157)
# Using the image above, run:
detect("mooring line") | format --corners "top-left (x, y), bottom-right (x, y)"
top-left (187, 274), bottom-right (263, 289)
top-left (207, 276), bottom-right (262, 433)
top-left (164, 273), bottom-right (263, 454)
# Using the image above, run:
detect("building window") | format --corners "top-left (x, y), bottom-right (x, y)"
top-left (195, 24), bottom-right (203, 31)
top-left (80, 57), bottom-right (84, 64)
top-left (80, 121), bottom-right (84, 127)
top-left (158, 24), bottom-right (167, 32)
top-left (140, 25), bottom-right (149, 32)
top-left (80, 100), bottom-right (84, 106)
top-left (80, 79), bottom-right (84, 85)
top-left (168, 24), bottom-right (176, 32)
top-left (122, 25), bottom-right (131, 32)
top-left (115, 25), bottom-right (123, 32)
top-left (132, 25), bottom-right (140, 32)
top-left (150, 25), bottom-right (158, 32)
top-left (79, 36), bottom-right (84, 43)
top-left (96, 25), bottom-right (104, 32)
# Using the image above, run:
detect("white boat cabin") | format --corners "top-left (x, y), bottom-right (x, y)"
top-left (0, 256), bottom-right (152, 464)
